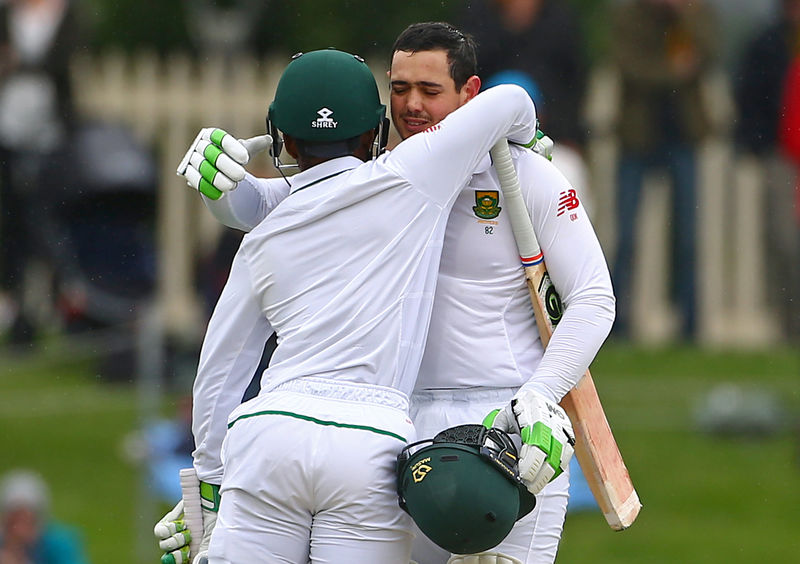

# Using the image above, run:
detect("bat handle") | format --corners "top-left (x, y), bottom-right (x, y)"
top-left (490, 140), bottom-right (542, 261)
top-left (179, 468), bottom-right (203, 559)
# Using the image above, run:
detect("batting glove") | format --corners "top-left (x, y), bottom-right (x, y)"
top-left (176, 127), bottom-right (272, 200)
top-left (532, 129), bottom-right (554, 161)
top-left (154, 482), bottom-right (220, 564)
top-left (483, 389), bottom-right (575, 495)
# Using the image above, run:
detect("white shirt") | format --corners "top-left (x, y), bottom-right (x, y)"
top-left (420, 147), bottom-right (615, 402)
top-left (207, 149), bottom-right (615, 402)
top-left (192, 84), bottom-right (537, 483)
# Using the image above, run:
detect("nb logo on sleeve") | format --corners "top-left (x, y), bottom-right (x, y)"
top-left (556, 189), bottom-right (580, 217)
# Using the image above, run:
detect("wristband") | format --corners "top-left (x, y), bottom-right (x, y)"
top-left (200, 481), bottom-right (221, 512)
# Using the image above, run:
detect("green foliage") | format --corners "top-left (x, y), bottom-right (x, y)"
top-left (80, 0), bottom-right (456, 57)
top-left (2, 344), bottom-right (797, 563)
top-left (79, 0), bottom-right (191, 53)
top-left (79, 0), bottom-right (613, 67)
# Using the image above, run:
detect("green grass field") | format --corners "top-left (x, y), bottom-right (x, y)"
top-left (1, 340), bottom-right (798, 563)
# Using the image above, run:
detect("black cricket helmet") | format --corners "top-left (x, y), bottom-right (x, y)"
top-left (397, 424), bottom-right (536, 555)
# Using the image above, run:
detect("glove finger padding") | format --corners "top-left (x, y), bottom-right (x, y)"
top-left (532, 129), bottom-right (554, 161)
top-left (161, 545), bottom-right (191, 564)
top-left (155, 499), bottom-right (194, 563)
top-left (158, 527), bottom-right (192, 552)
top-left (178, 128), bottom-right (261, 200)
top-left (482, 405), bottom-right (520, 435)
top-left (511, 390), bottom-right (575, 494)
top-left (200, 128), bottom-right (249, 164)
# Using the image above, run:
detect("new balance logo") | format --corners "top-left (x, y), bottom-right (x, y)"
top-left (312, 107), bottom-right (338, 129)
top-left (557, 189), bottom-right (579, 217)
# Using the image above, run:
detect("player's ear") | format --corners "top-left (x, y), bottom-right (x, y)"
top-left (283, 134), bottom-right (299, 159)
top-left (461, 75), bottom-right (481, 103)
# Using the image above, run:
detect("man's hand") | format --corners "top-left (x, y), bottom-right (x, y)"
top-left (176, 128), bottom-right (272, 200)
top-left (154, 482), bottom-right (220, 564)
top-left (154, 499), bottom-right (191, 564)
top-left (483, 389), bottom-right (575, 495)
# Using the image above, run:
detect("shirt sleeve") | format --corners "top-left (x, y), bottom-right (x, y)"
top-left (201, 173), bottom-right (291, 232)
top-left (191, 249), bottom-right (272, 484)
top-left (385, 84), bottom-right (537, 206)
top-left (512, 148), bottom-right (616, 403)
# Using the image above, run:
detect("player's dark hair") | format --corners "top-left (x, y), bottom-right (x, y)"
top-left (391, 22), bottom-right (478, 91)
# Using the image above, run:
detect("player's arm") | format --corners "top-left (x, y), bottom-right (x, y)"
top-left (192, 249), bottom-right (272, 484)
top-left (155, 249), bottom-right (271, 563)
top-left (177, 127), bottom-right (290, 232)
top-left (386, 84), bottom-right (537, 205)
top-left (484, 145), bottom-right (612, 496)
top-left (515, 150), bottom-right (615, 403)
top-left (202, 173), bottom-right (291, 232)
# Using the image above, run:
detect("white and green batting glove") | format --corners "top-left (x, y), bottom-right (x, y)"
top-left (154, 481), bottom-right (220, 564)
top-left (154, 499), bottom-right (191, 564)
top-left (531, 129), bottom-right (553, 161)
top-left (190, 482), bottom-right (220, 564)
top-left (511, 128), bottom-right (553, 160)
top-left (176, 127), bottom-right (272, 200)
top-left (483, 389), bottom-right (575, 495)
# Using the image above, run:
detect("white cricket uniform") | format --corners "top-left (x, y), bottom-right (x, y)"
top-left (205, 142), bottom-right (614, 563)
top-left (408, 144), bottom-right (614, 564)
top-left (192, 84), bottom-right (537, 563)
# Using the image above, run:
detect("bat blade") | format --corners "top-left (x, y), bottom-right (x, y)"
top-left (560, 374), bottom-right (641, 529)
top-left (491, 139), bottom-right (641, 530)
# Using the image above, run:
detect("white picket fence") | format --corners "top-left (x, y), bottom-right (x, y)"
top-left (70, 51), bottom-right (780, 346)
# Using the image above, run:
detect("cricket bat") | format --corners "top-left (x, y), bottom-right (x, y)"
top-left (179, 468), bottom-right (204, 558)
top-left (490, 139), bottom-right (641, 530)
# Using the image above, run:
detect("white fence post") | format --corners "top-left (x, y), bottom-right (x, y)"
top-left (69, 53), bottom-right (782, 346)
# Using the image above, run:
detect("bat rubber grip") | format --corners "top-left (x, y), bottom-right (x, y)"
top-left (490, 140), bottom-right (542, 260)
top-left (179, 468), bottom-right (203, 559)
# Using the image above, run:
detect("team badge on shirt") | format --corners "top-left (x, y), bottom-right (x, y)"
top-left (473, 190), bottom-right (501, 219)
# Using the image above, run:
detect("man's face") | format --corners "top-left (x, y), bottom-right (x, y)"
top-left (389, 49), bottom-right (475, 140)
top-left (3, 507), bottom-right (40, 546)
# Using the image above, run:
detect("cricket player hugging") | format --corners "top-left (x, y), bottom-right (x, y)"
top-left (155, 22), bottom-right (614, 564)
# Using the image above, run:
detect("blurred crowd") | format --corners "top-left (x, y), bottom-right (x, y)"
top-left (0, 469), bottom-right (87, 564)
top-left (0, 1), bottom-right (798, 561)
top-left (0, 0), bottom-right (797, 354)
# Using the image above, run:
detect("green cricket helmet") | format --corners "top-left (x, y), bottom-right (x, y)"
top-left (268, 48), bottom-right (387, 159)
top-left (397, 424), bottom-right (536, 555)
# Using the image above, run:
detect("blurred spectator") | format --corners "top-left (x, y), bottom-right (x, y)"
top-left (609, 0), bottom-right (718, 341)
top-left (0, 0), bottom-right (82, 343)
top-left (458, 0), bottom-right (587, 148)
top-left (734, 0), bottom-right (800, 340)
top-left (458, 0), bottom-right (592, 211)
top-left (0, 469), bottom-right (88, 564)
top-left (122, 396), bottom-right (194, 504)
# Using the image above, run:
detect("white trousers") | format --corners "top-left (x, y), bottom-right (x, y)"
top-left (409, 388), bottom-right (570, 564)
top-left (209, 378), bottom-right (416, 564)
